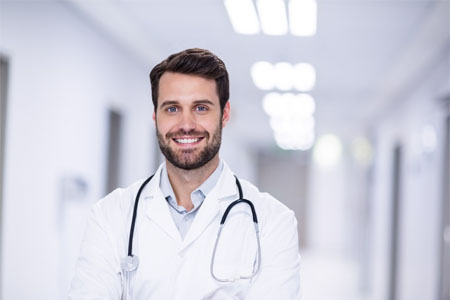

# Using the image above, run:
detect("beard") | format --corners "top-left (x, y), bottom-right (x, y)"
top-left (156, 121), bottom-right (222, 171)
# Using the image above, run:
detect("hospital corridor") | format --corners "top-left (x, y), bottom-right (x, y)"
top-left (0, 0), bottom-right (449, 299)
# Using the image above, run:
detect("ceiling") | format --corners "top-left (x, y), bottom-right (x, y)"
top-left (68, 0), bottom-right (448, 148)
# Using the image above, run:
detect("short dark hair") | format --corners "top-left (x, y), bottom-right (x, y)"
top-left (150, 48), bottom-right (229, 111)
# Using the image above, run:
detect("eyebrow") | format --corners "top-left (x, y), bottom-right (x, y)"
top-left (159, 100), bottom-right (179, 109)
top-left (193, 99), bottom-right (215, 106)
top-left (159, 99), bottom-right (215, 109)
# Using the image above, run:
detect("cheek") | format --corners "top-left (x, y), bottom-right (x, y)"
top-left (156, 118), bottom-right (170, 135)
top-left (156, 113), bottom-right (172, 125)
top-left (198, 118), bottom-right (220, 133)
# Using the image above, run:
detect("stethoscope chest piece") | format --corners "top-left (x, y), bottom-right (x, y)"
top-left (121, 255), bottom-right (139, 272)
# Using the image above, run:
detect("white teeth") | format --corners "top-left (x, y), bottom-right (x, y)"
top-left (175, 138), bottom-right (199, 144)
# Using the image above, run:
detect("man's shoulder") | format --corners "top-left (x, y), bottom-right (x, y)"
top-left (239, 178), bottom-right (293, 214)
top-left (237, 178), bottom-right (297, 238)
top-left (94, 178), bottom-right (147, 218)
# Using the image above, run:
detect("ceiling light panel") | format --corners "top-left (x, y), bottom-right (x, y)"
top-left (262, 92), bottom-right (316, 151)
top-left (252, 61), bottom-right (316, 92)
top-left (275, 130), bottom-right (315, 150)
top-left (274, 62), bottom-right (294, 90)
top-left (224, 0), bottom-right (260, 35)
top-left (270, 116), bottom-right (314, 133)
top-left (289, 0), bottom-right (317, 36)
top-left (262, 92), bottom-right (316, 118)
top-left (256, 0), bottom-right (289, 35)
top-left (293, 63), bottom-right (316, 91)
top-left (251, 61), bottom-right (275, 90)
top-left (313, 134), bottom-right (343, 167)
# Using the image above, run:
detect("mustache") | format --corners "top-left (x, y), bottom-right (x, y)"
top-left (166, 130), bottom-right (209, 139)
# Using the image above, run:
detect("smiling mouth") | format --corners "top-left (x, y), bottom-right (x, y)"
top-left (173, 137), bottom-right (204, 144)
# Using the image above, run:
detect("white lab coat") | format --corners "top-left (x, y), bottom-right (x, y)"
top-left (70, 161), bottom-right (301, 299)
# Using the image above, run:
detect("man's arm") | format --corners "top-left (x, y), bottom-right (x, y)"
top-left (245, 209), bottom-right (301, 300)
top-left (69, 201), bottom-right (122, 299)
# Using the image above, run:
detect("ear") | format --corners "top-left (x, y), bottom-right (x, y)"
top-left (152, 111), bottom-right (156, 121)
top-left (221, 101), bottom-right (230, 128)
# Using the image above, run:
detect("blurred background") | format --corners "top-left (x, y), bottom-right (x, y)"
top-left (0, 0), bottom-right (449, 299)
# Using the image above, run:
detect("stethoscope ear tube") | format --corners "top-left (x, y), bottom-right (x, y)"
top-left (219, 176), bottom-right (258, 224)
top-left (128, 175), bottom-right (154, 257)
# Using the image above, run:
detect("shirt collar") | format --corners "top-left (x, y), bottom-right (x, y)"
top-left (159, 159), bottom-right (224, 205)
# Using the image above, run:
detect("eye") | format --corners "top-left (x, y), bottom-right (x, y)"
top-left (195, 105), bottom-right (208, 112)
top-left (166, 106), bottom-right (178, 113)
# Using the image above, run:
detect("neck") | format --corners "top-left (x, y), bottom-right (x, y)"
top-left (165, 155), bottom-right (220, 211)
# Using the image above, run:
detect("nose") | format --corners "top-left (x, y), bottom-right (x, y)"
top-left (177, 110), bottom-right (197, 133)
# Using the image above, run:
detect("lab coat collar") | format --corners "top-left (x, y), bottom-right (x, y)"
top-left (181, 160), bottom-right (238, 250)
top-left (142, 159), bottom-right (239, 250)
top-left (203, 159), bottom-right (238, 200)
top-left (142, 162), bottom-right (182, 243)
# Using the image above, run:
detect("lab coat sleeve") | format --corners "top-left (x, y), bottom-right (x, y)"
top-left (245, 209), bottom-right (301, 300)
top-left (69, 200), bottom-right (122, 300)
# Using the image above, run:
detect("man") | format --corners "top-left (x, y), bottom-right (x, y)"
top-left (70, 48), bottom-right (301, 299)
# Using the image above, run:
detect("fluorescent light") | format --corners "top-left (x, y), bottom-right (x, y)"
top-left (262, 91), bottom-right (317, 151)
top-left (295, 94), bottom-right (315, 116)
top-left (293, 63), bottom-right (316, 91)
top-left (256, 0), bottom-right (289, 35)
top-left (291, 116), bottom-right (315, 132)
top-left (289, 0), bottom-right (317, 36)
top-left (263, 92), bottom-right (315, 118)
top-left (274, 130), bottom-right (315, 150)
top-left (351, 137), bottom-right (373, 167)
top-left (313, 134), bottom-right (343, 167)
top-left (224, 0), bottom-right (260, 35)
top-left (274, 62), bottom-right (293, 90)
top-left (293, 131), bottom-right (315, 150)
top-left (262, 92), bottom-right (282, 117)
top-left (251, 61), bottom-right (275, 90)
top-left (270, 116), bottom-right (314, 133)
top-left (252, 62), bottom-right (317, 92)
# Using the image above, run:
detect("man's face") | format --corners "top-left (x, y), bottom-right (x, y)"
top-left (153, 72), bottom-right (230, 170)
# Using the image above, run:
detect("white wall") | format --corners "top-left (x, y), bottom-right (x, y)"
top-left (302, 4), bottom-right (449, 299)
top-left (369, 35), bottom-right (449, 300)
top-left (0, 2), bottom-right (156, 299)
top-left (303, 133), bottom-right (370, 300)
top-left (221, 126), bottom-right (258, 183)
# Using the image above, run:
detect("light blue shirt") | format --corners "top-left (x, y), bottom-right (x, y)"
top-left (160, 160), bottom-right (224, 239)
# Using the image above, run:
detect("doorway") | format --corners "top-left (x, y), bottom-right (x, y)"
top-left (439, 106), bottom-right (450, 300)
top-left (389, 144), bottom-right (403, 300)
top-left (0, 55), bottom-right (9, 299)
top-left (105, 109), bottom-right (122, 194)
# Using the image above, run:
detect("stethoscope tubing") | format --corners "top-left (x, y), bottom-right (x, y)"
top-left (210, 182), bottom-right (261, 282)
top-left (124, 173), bottom-right (260, 283)
top-left (128, 175), bottom-right (154, 257)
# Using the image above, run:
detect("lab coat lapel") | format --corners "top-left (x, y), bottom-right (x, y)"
top-left (143, 163), bottom-right (182, 244)
top-left (181, 163), bottom-right (238, 251)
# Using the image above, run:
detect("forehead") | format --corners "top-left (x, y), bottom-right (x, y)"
top-left (158, 72), bottom-right (218, 103)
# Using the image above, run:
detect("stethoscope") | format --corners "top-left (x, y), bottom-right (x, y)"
top-left (120, 174), bottom-right (261, 299)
